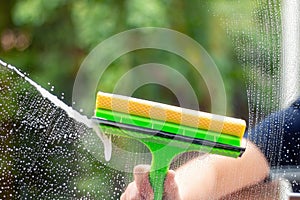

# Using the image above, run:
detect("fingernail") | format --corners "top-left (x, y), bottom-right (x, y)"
top-left (134, 165), bottom-right (150, 174)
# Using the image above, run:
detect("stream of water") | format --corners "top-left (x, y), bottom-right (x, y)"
top-left (0, 59), bottom-right (112, 161)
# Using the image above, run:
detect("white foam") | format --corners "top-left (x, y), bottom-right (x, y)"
top-left (0, 59), bottom-right (7, 67)
top-left (93, 122), bottom-right (112, 161)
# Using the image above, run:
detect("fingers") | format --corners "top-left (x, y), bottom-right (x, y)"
top-left (120, 165), bottom-right (181, 200)
top-left (120, 182), bottom-right (139, 200)
top-left (120, 165), bottom-right (153, 200)
top-left (164, 170), bottom-right (182, 200)
top-left (134, 165), bottom-right (154, 199)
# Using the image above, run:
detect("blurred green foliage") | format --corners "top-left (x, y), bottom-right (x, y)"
top-left (0, 0), bottom-right (253, 116)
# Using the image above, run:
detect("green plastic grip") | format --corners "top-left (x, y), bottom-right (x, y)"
top-left (144, 141), bottom-right (189, 200)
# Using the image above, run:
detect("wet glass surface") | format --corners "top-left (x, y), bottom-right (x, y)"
top-left (1, 1), bottom-right (299, 199)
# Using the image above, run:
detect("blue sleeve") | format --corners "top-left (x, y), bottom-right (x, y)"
top-left (247, 99), bottom-right (300, 167)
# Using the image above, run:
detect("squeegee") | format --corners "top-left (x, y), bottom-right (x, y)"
top-left (93, 91), bottom-right (246, 200)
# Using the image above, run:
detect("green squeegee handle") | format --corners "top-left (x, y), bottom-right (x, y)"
top-left (142, 141), bottom-right (186, 200)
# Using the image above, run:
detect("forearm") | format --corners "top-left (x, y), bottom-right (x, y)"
top-left (175, 140), bottom-right (270, 199)
top-left (175, 155), bottom-right (218, 199)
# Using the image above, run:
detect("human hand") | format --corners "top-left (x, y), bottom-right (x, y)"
top-left (120, 165), bottom-right (182, 200)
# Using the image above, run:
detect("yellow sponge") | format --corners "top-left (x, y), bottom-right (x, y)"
top-left (96, 91), bottom-right (246, 138)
